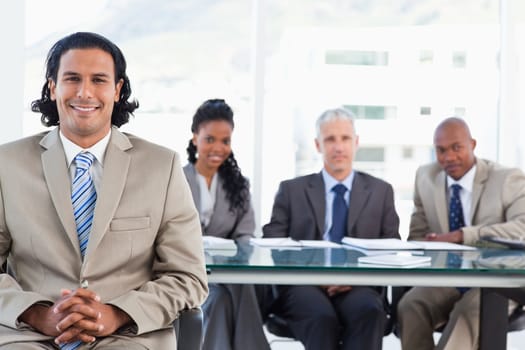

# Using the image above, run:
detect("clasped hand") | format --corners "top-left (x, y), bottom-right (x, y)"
top-left (20, 288), bottom-right (127, 345)
top-left (321, 285), bottom-right (352, 297)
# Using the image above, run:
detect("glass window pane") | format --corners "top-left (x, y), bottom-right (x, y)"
top-left (452, 51), bottom-right (467, 68)
top-left (345, 105), bottom-right (397, 120)
top-left (420, 106), bottom-right (432, 116)
top-left (419, 50), bottom-right (434, 64)
top-left (325, 50), bottom-right (388, 66)
top-left (24, 0), bottom-right (254, 180)
top-left (454, 107), bottom-right (466, 116)
top-left (261, 0), bottom-right (500, 235)
top-left (356, 147), bottom-right (385, 162)
top-left (23, 0), bottom-right (507, 237)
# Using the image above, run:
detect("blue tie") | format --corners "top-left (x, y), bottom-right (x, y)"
top-left (61, 152), bottom-right (97, 350)
top-left (60, 341), bottom-right (83, 350)
top-left (72, 152), bottom-right (97, 259)
top-left (447, 184), bottom-right (468, 293)
top-left (448, 184), bottom-right (465, 231)
top-left (329, 184), bottom-right (348, 244)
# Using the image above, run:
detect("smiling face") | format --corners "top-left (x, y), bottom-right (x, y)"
top-left (193, 120), bottom-right (233, 174)
top-left (434, 119), bottom-right (477, 180)
top-left (315, 118), bottom-right (359, 181)
top-left (49, 48), bottom-right (123, 148)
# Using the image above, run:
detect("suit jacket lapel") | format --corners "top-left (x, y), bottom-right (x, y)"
top-left (84, 128), bottom-right (132, 261)
top-left (305, 173), bottom-right (325, 239)
top-left (434, 171), bottom-right (449, 232)
top-left (184, 164), bottom-right (201, 214)
top-left (209, 176), bottom-right (226, 229)
top-left (40, 128), bottom-right (81, 256)
top-left (347, 173), bottom-right (370, 234)
top-left (470, 159), bottom-right (488, 222)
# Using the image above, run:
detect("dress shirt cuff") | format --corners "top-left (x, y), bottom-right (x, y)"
top-left (461, 226), bottom-right (479, 246)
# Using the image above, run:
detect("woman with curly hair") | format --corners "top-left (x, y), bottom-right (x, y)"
top-left (184, 99), bottom-right (270, 350)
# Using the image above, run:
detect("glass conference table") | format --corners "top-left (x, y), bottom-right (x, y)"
top-left (205, 242), bottom-right (525, 350)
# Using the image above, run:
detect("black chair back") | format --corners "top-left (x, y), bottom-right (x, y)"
top-left (173, 307), bottom-right (203, 350)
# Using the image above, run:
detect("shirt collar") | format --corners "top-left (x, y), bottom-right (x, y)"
top-left (60, 129), bottom-right (111, 168)
top-left (322, 168), bottom-right (355, 195)
top-left (447, 164), bottom-right (476, 193)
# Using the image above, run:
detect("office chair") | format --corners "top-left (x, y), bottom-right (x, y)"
top-left (264, 312), bottom-right (298, 346)
top-left (508, 305), bottom-right (525, 332)
top-left (266, 311), bottom-right (394, 340)
top-left (265, 313), bottom-right (294, 338)
top-left (173, 307), bottom-right (203, 350)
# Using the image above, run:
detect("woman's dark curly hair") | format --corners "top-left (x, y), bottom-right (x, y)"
top-left (31, 32), bottom-right (139, 127)
top-left (187, 99), bottom-right (250, 215)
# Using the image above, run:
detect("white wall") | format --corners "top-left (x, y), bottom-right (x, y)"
top-left (0, 1), bottom-right (24, 143)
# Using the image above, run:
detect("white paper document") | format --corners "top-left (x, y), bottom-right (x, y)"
top-left (343, 237), bottom-right (421, 250)
top-left (249, 238), bottom-right (341, 248)
top-left (299, 240), bottom-right (341, 248)
top-left (413, 241), bottom-right (476, 251)
top-left (342, 237), bottom-right (476, 251)
top-left (202, 236), bottom-right (237, 250)
top-left (250, 237), bottom-right (303, 247)
top-left (358, 253), bottom-right (432, 268)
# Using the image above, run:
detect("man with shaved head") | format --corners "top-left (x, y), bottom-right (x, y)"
top-left (397, 117), bottom-right (525, 349)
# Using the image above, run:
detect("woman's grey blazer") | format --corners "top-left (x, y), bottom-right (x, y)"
top-left (183, 163), bottom-right (255, 240)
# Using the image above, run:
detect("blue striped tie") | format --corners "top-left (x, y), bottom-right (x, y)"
top-left (61, 152), bottom-right (97, 350)
top-left (72, 152), bottom-right (97, 259)
top-left (60, 341), bottom-right (83, 350)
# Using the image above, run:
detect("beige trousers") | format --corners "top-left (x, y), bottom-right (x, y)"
top-left (398, 287), bottom-right (480, 350)
top-left (397, 287), bottom-right (516, 350)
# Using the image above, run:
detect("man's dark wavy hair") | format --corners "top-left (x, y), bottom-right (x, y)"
top-left (31, 32), bottom-right (139, 127)
top-left (186, 99), bottom-right (250, 214)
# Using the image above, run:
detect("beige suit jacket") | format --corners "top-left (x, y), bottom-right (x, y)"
top-left (409, 158), bottom-right (525, 245)
top-left (0, 127), bottom-right (208, 349)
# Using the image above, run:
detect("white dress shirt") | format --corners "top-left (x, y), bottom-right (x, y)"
top-left (196, 171), bottom-right (218, 228)
top-left (60, 129), bottom-right (111, 192)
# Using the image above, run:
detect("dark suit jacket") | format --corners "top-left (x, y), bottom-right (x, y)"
top-left (263, 171), bottom-right (400, 240)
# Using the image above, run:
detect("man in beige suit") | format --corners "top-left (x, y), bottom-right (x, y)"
top-left (0, 32), bottom-right (208, 349)
top-left (397, 117), bottom-right (525, 350)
